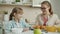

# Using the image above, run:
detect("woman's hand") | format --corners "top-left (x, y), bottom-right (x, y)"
top-left (46, 8), bottom-right (50, 15)
top-left (56, 20), bottom-right (60, 24)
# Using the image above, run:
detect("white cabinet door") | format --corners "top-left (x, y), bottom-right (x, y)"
top-left (0, 0), bottom-right (2, 2)
top-left (0, 23), bottom-right (2, 34)
top-left (2, 0), bottom-right (15, 4)
top-left (22, 0), bottom-right (32, 5)
top-left (0, 0), bottom-right (2, 3)
top-left (32, 0), bottom-right (50, 7)
top-left (0, 29), bottom-right (2, 34)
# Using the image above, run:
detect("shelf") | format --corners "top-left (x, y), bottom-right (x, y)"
top-left (32, 5), bottom-right (41, 7)
top-left (0, 0), bottom-right (32, 7)
top-left (23, 2), bottom-right (32, 6)
top-left (0, 3), bottom-right (22, 6)
top-left (0, 3), bottom-right (32, 7)
top-left (0, 0), bottom-right (51, 7)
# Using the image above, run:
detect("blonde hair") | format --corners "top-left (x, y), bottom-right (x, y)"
top-left (41, 1), bottom-right (53, 15)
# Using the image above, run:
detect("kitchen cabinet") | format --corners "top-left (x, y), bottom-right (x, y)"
top-left (23, 0), bottom-right (32, 6)
top-left (0, 0), bottom-right (50, 7)
top-left (0, 0), bottom-right (23, 5)
top-left (0, 0), bottom-right (32, 6)
top-left (0, 0), bottom-right (2, 2)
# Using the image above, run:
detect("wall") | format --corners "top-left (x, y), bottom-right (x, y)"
top-left (51, 0), bottom-right (60, 18)
top-left (0, 0), bottom-right (60, 22)
top-left (0, 6), bottom-right (41, 23)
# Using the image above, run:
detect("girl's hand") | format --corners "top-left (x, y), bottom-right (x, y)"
top-left (23, 28), bottom-right (29, 32)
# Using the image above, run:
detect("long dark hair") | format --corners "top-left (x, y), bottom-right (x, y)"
top-left (41, 1), bottom-right (53, 15)
top-left (9, 7), bottom-right (23, 20)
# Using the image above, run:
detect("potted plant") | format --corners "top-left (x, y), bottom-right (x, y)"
top-left (16, 0), bottom-right (20, 2)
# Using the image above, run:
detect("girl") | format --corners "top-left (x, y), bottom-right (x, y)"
top-left (5, 7), bottom-right (30, 34)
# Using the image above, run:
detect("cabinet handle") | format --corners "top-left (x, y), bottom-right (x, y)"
top-left (0, 27), bottom-right (2, 29)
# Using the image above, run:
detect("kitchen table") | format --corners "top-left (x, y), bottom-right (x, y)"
top-left (7, 30), bottom-right (60, 34)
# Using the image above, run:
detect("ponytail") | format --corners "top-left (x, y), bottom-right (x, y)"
top-left (9, 7), bottom-right (23, 21)
top-left (9, 13), bottom-right (13, 20)
top-left (9, 7), bottom-right (17, 21)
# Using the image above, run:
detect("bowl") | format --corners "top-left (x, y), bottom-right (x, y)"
top-left (45, 26), bottom-right (56, 32)
top-left (12, 28), bottom-right (23, 34)
top-left (56, 27), bottom-right (60, 32)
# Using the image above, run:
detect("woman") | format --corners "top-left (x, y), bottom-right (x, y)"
top-left (36, 1), bottom-right (60, 26)
top-left (5, 7), bottom-right (30, 33)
